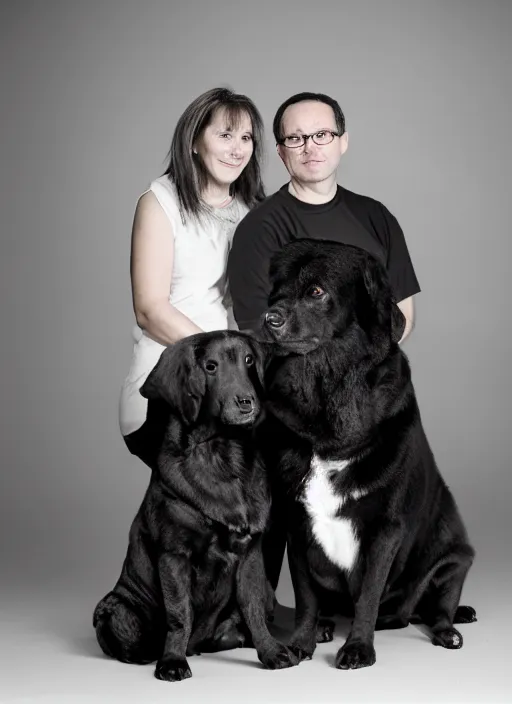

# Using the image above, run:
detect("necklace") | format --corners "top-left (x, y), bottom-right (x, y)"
top-left (215, 195), bottom-right (233, 208)
top-left (203, 193), bottom-right (233, 209)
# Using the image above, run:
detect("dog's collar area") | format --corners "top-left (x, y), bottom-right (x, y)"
top-left (311, 454), bottom-right (352, 473)
top-left (302, 453), bottom-right (370, 500)
top-left (185, 422), bottom-right (249, 448)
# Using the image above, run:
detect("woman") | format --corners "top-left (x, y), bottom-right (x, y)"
top-left (119, 87), bottom-right (265, 469)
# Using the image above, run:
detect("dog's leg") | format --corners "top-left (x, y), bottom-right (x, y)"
top-left (286, 533), bottom-right (321, 660)
top-left (336, 522), bottom-right (402, 670)
top-left (375, 588), bottom-right (410, 630)
top-left (415, 546), bottom-right (475, 650)
top-left (317, 584), bottom-right (351, 639)
top-left (262, 492), bottom-right (288, 593)
top-left (154, 554), bottom-right (194, 682)
top-left (195, 608), bottom-right (250, 653)
top-left (237, 539), bottom-right (299, 670)
top-left (379, 548), bottom-right (476, 637)
top-left (93, 591), bottom-right (164, 664)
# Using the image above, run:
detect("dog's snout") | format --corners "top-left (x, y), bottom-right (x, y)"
top-left (265, 309), bottom-right (285, 328)
top-left (235, 395), bottom-right (254, 414)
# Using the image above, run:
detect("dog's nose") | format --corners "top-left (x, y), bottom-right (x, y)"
top-left (265, 309), bottom-right (285, 328)
top-left (235, 395), bottom-right (254, 413)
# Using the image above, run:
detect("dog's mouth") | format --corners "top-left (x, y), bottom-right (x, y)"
top-left (233, 412), bottom-right (257, 426)
top-left (221, 406), bottom-right (260, 427)
top-left (271, 337), bottom-right (321, 355)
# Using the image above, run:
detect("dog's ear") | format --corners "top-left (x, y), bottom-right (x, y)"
top-left (140, 340), bottom-right (205, 425)
top-left (247, 337), bottom-right (268, 389)
top-left (360, 256), bottom-right (405, 344)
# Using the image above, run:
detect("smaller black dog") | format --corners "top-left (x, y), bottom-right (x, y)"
top-left (261, 240), bottom-right (476, 669)
top-left (93, 331), bottom-right (298, 681)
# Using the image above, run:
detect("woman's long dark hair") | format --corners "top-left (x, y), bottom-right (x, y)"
top-left (164, 87), bottom-right (265, 220)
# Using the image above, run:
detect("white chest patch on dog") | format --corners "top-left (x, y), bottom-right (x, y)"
top-left (301, 455), bottom-right (360, 572)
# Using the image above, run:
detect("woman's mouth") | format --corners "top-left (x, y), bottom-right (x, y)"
top-left (220, 160), bottom-right (243, 168)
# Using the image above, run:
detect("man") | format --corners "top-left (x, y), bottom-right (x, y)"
top-left (228, 91), bottom-right (420, 342)
top-left (227, 92), bottom-right (421, 592)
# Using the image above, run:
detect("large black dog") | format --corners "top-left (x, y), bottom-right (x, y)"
top-left (93, 331), bottom-right (298, 681)
top-left (260, 239), bottom-right (476, 670)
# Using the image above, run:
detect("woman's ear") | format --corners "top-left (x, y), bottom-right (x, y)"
top-left (140, 339), bottom-right (205, 425)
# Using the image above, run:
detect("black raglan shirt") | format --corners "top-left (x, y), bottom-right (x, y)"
top-left (227, 184), bottom-right (421, 331)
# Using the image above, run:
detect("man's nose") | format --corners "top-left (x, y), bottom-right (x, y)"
top-left (302, 135), bottom-right (316, 153)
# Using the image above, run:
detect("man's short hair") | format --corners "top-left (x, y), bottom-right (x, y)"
top-left (272, 92), bottom-right (346, 143)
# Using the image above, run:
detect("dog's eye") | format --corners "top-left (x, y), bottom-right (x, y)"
top-left (245, 354), bottom-right (254, 366)
top-left (308, 285), bottom-right (325, 298)
top-left (204, 360), bottom-right (218, 374)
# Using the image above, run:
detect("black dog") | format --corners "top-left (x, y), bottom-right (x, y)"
top-left (93, 331), bottom-right (298, 681)
top-left (260, 239), bottom-right (476, 669)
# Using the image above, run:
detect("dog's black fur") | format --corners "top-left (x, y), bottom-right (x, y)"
top-left (260, 239), bottom-right (476, 669)
top-left (93, 331), bottom-right (298, 681)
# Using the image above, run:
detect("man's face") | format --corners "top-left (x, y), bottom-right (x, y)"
top-left (277, 101), bottom-right (348, 186)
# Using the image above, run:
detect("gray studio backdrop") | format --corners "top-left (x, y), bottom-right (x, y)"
top-left (1, 0), bottom-right (510, 607)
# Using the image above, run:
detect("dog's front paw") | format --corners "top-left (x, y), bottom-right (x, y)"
top-left (432, 627), bottom-right (463, 649)
top-left (316, 618), bottom-right (335, 643)
top-left (287, 636), bottom-right (316, 662)
top-left (335, 641), bottom-right (376, 670)
top-left (259, 643), bottom-right (300, 670)
top-left (454, 605), bottom-right (477, 624)
top-left (154, 657), bottom-right (192, 682)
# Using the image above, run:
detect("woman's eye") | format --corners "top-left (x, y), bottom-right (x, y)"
top-left (220, 133), bottom-right (231, 139)
top-left (308, 286), bottom-right (325, 298)
top-left (242, 134), bottom-right (253, 142)
top-left (205, 361), bottom-right (218, 373)
top-left (245, 354), bottom-right (254, 366)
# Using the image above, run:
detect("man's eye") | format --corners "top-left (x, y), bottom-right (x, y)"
top-left (316, 131), bottom-right (326, 138)
top-left (205, 361), bottom-right (218, 373)
top-left (308, 285), bottom-right (325, 298)
top-left (287, 135), bottom-right (300, 142)
top-left (245, 354), bottom-right (254, 366)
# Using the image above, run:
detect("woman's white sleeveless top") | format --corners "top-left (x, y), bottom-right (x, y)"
top-left (119, 176), bottom-right (249, 436)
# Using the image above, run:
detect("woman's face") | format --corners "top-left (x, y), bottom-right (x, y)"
top-left (195, 108), bottom-right (254, 189)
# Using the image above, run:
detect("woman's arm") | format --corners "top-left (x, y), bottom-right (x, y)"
top-left (130, 191), bottom-right (202, 346)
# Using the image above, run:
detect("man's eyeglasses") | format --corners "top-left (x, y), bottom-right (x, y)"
top-left (278, 130), bottom-right (341, 149)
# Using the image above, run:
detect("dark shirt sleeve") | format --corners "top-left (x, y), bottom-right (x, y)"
top-left (227, 214), bottom-right (283, 332)
top-left (378, 203), bottom-right (421, 302)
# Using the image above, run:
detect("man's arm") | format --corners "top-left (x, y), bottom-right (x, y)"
top-left (378, 202), bottom-right (420, 343)
top-left (397, 295), bottom-right (415, 344)
top-left (227, 214), bottom-right (284, 334)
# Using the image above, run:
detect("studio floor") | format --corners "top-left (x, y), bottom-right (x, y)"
top-left (1, 552), bottom-right (510, 704)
